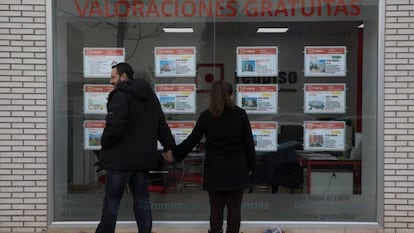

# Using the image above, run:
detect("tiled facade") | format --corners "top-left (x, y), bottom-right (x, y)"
top-left (383, 1), bottom-right (414, 233)
top-left (0, 0), bottom-right (413, 232)
top-left (0, 0), bottom-right (48, 232)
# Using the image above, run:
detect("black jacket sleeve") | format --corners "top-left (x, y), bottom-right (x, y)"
top-left (100, 90), bottom-right (129, 150)
top-left (156, 97), bottom-right (176, 151)
top-left (172, 113), bottom-right (206, 162)
top-left (241, 111), bottom-right (256, 172)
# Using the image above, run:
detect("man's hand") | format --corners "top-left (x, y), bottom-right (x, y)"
top-left (163, 150), bottom-right (174, 163)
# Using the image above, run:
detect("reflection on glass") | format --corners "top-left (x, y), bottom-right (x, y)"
top-left (53, 0), bottom-right (378, 223)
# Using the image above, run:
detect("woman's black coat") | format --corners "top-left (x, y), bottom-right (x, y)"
top-left (172, 106), bottom-right (256, 192)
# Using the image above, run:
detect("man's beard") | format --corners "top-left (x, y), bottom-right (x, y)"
top-left (116, 78), bottom-right (129, 87)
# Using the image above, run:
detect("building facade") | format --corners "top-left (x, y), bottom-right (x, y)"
top-left (0, 0), bottom-right (412, 233)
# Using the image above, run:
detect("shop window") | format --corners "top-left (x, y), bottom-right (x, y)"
top-left (53, 0), bottom-right (379, 223)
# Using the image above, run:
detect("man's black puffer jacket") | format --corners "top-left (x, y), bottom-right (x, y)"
top-left (97, 78), bottom-right (175, 171)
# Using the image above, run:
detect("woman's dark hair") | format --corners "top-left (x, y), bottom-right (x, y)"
top-left (112, 62), bottom-right (134, 80)
top-left (209, 80), bottom-right (235, 117)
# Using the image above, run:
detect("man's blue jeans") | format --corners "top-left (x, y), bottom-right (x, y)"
top-left (95, 170), bottom-right (152, 233)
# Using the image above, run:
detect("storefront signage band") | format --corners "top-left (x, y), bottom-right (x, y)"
top-left (74, 0), bottom-right (361, 18)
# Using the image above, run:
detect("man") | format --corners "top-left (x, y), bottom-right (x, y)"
top-left (95, 62), bottom-right (175, 233)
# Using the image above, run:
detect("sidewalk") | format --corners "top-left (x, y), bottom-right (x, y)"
top-left (43, 227), bottom-right (383, 233)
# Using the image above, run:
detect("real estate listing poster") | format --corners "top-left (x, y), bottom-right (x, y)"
top-left (154, 47), bottom-right (196, 77)
top-left (304, 46), bottom-right (346, 77)
top-left (155, 84), bottom-right (196, 114)
top-left (83, 84), bottom-right (113, 114)
top-left (303, 121), bottom-right (346, 151)
top-left (304, 83), bottom-right (346, 114)
top-left (236, 84), bottom-right (278, 114)
top-left (157, 121), bottom-right (195, 150)
top-left (236, 46), bottom-right (278, 77)
top-left (250, 121), bottom-right (278, 152)
top-left (83, 48), bottom-right (125, 78)
top-left (84, 120), bottom-right (105, 150)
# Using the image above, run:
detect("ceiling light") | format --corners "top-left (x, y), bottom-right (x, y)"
top-left (163, 28), bottom-right (194, 33)
top-left (257, 28), bottom-right (289, 33)
top-left (358, 23), bottom-right (364, 28)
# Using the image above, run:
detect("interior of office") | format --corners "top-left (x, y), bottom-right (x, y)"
top-left (52, 0), bottom-right (379, 223)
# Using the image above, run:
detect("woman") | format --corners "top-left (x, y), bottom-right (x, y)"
top-left (167, 80), bottom-right (256, 233)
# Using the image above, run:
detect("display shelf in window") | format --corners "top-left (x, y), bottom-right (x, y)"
top-left (236, 84), bottom-right (278, 114)
top-left (154, 47), bottom-right (196, 77)
top-left (304, 46), bottom-right (347, 77)
top-left (304, 83), bottom-right (346, 114)
top-left (83, 84), bottom-right (113, 114)
top-left (155, 83), bottom-right (196, 114)
top-left (83, 47), bottom-right (125, 78)
top-left (236, 46), bottom-right (278, 77)
top-left (84, 120), bottom-right (105, 150)
top-left (250, 121), bottom-right (278, 152)
top-left (303, 121), bottom-right (346, 151)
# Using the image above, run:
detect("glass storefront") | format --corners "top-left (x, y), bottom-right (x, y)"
top-left (52, 0), bottom-right (379, 223)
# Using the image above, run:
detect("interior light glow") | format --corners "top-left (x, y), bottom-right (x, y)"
top-left (163, 28), bottom-right (194, 33)
top-left (257, 28), bottom-right (289, 33)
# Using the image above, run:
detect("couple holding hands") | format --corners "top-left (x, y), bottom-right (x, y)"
top-left (95, 62), bottom-right (256, 233)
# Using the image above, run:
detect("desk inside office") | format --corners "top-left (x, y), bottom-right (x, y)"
top-left (299, 156), bottom-right (361, 194)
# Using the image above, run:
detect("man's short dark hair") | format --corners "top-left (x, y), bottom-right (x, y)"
top-left (112, 62), bottom-right (134, 79)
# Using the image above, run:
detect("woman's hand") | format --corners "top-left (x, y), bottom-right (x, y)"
top-left (163, 150), bottom-right (174, 163)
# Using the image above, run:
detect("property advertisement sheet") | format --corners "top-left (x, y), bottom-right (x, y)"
top-left (236, 46), bottom-right (278, 77)
top-left (154, 47), bottom-right (196, 77)
top-left (83, 84), bottom-right (113, 114)
top-left (250, 121), bottom-right (278, 151)
top-left (83, 48), bottom-right (125, 78)
top-left (157, 121), bottom-right (195, 150)
top-left (155, 84), bottom-right (196, 113)
top-left (304, 46), bottom-right (346, 77)
top-left (236, 84), bottom-right (278, 114)
top-left (84, 120), bottom-right (105, 150)
top-left (303, 121), bottom-right (346, 151)
top-left (304, 83), bottom-right (346, 114)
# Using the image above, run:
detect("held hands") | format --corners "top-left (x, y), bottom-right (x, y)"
top-left (163, 150), bottom-right (174, 163)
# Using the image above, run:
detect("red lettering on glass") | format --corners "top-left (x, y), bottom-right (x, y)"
top-left (115, 0), bottom-right (130, 17)
top-left (146, 0), bottom-right (161, 17)
top-left (90, 1), bottom-right (103, 17)
top-left (72, 0), bottom-right (362, 18)
top-left (261, 0), bottom-right (273, 17)
top-left (274, 0), bottom-right (288, 16)
top-left (199, 0), bottom-right (213, 17)
top-left (323, 0), bottom-right (335, 16)
top-left (301, 0), bottom-right (315, 16)
top-left (105, 0), bottom-right (115, 17)
top-left (181, 0), bottom-right (196, 17)
top-left (161, 0), bottom-right (173, 17)
top-left (350, 0), bottom-right (361, 16)
top-left (74, 0), bottom-right (89, 17)
top-left (244, 0), bottom-right (258, 17)
top-left (287, 0), bottom-right (299, 16)
top-left (225, 0), bottom-right (238, 17)
top-left (132, 0), bottom-right (145, 17)
top-left (216, 0), bottom-right (225, 17)
top-left (334, 0), bottom-right (348, 16)
top-left (317, 0), bottom-right (323, 16)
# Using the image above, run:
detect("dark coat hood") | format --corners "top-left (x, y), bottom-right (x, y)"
top-left (114, 78), bottom-right (153, 102)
